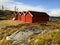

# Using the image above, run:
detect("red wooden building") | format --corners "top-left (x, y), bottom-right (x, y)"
top-left (17, 12), bottom-right (21, 21)
top-left (21, 12), bottom-right (26, 22)
top-left (13, 11), bottom-right (49, 23)
top-left (25, 11), bottom-right (49, 23)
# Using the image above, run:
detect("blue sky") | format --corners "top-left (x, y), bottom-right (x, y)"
top-left (0, 0), bottom-right (60, 16)
top-left (14, 0), bottom-right (60, 9)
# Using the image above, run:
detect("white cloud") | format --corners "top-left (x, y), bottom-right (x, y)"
top-left (0, 0), bottom-right (11, 4)
top-left (0, 0), bottom-right (12, 9)
top-left (0, 0), bottom-right (46, 12)
top-left (17, 5), bottom-right (46, 12)
top-left (0, 0), bottom-right (60, 16)
top-left (49, 9), bottom-right (60, 16)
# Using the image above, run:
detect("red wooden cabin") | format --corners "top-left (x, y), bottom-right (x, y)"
top-left (25, 12), bottom-right (32, 23)
top-left (21, 12), bottom-right (26, 22)
top-left (17, 12), bottom-right (21, 21)
top-left (13, 11), bottom-right (49, 23)
top-left (25, 11), bottom-right (49, 23)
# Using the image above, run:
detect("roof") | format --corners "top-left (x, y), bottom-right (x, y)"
top-left (23, 11), bottom-right (27, 13)
top-left (17, 12), bottom-right (21, 15)
top-left (13, 12), bottom-right (21, 16)
top-left (19, 12), bottom-right (22, 13)
top-left (21, 11), bottom-right (27, 15)
top-left (29, 11), bottom-right (49, 17)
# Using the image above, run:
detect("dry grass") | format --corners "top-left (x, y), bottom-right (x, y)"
top-left (0, 20), bottom-right (60, 45)
top-left (0, 20), bottom-right (25, 28)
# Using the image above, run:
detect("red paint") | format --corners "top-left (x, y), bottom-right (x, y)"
top-left (21, 13), bottom-right (25, 22)
top-left (17, 13), bottom-right (21, 21)
top-left (13, 11), bottom-right (49, 23)
top-left (33, 16), bottom-right (49, 23)
top-left (25, 12), bottom-right (49, 23)
top-left (26, 12), bottom-right (32, 23)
